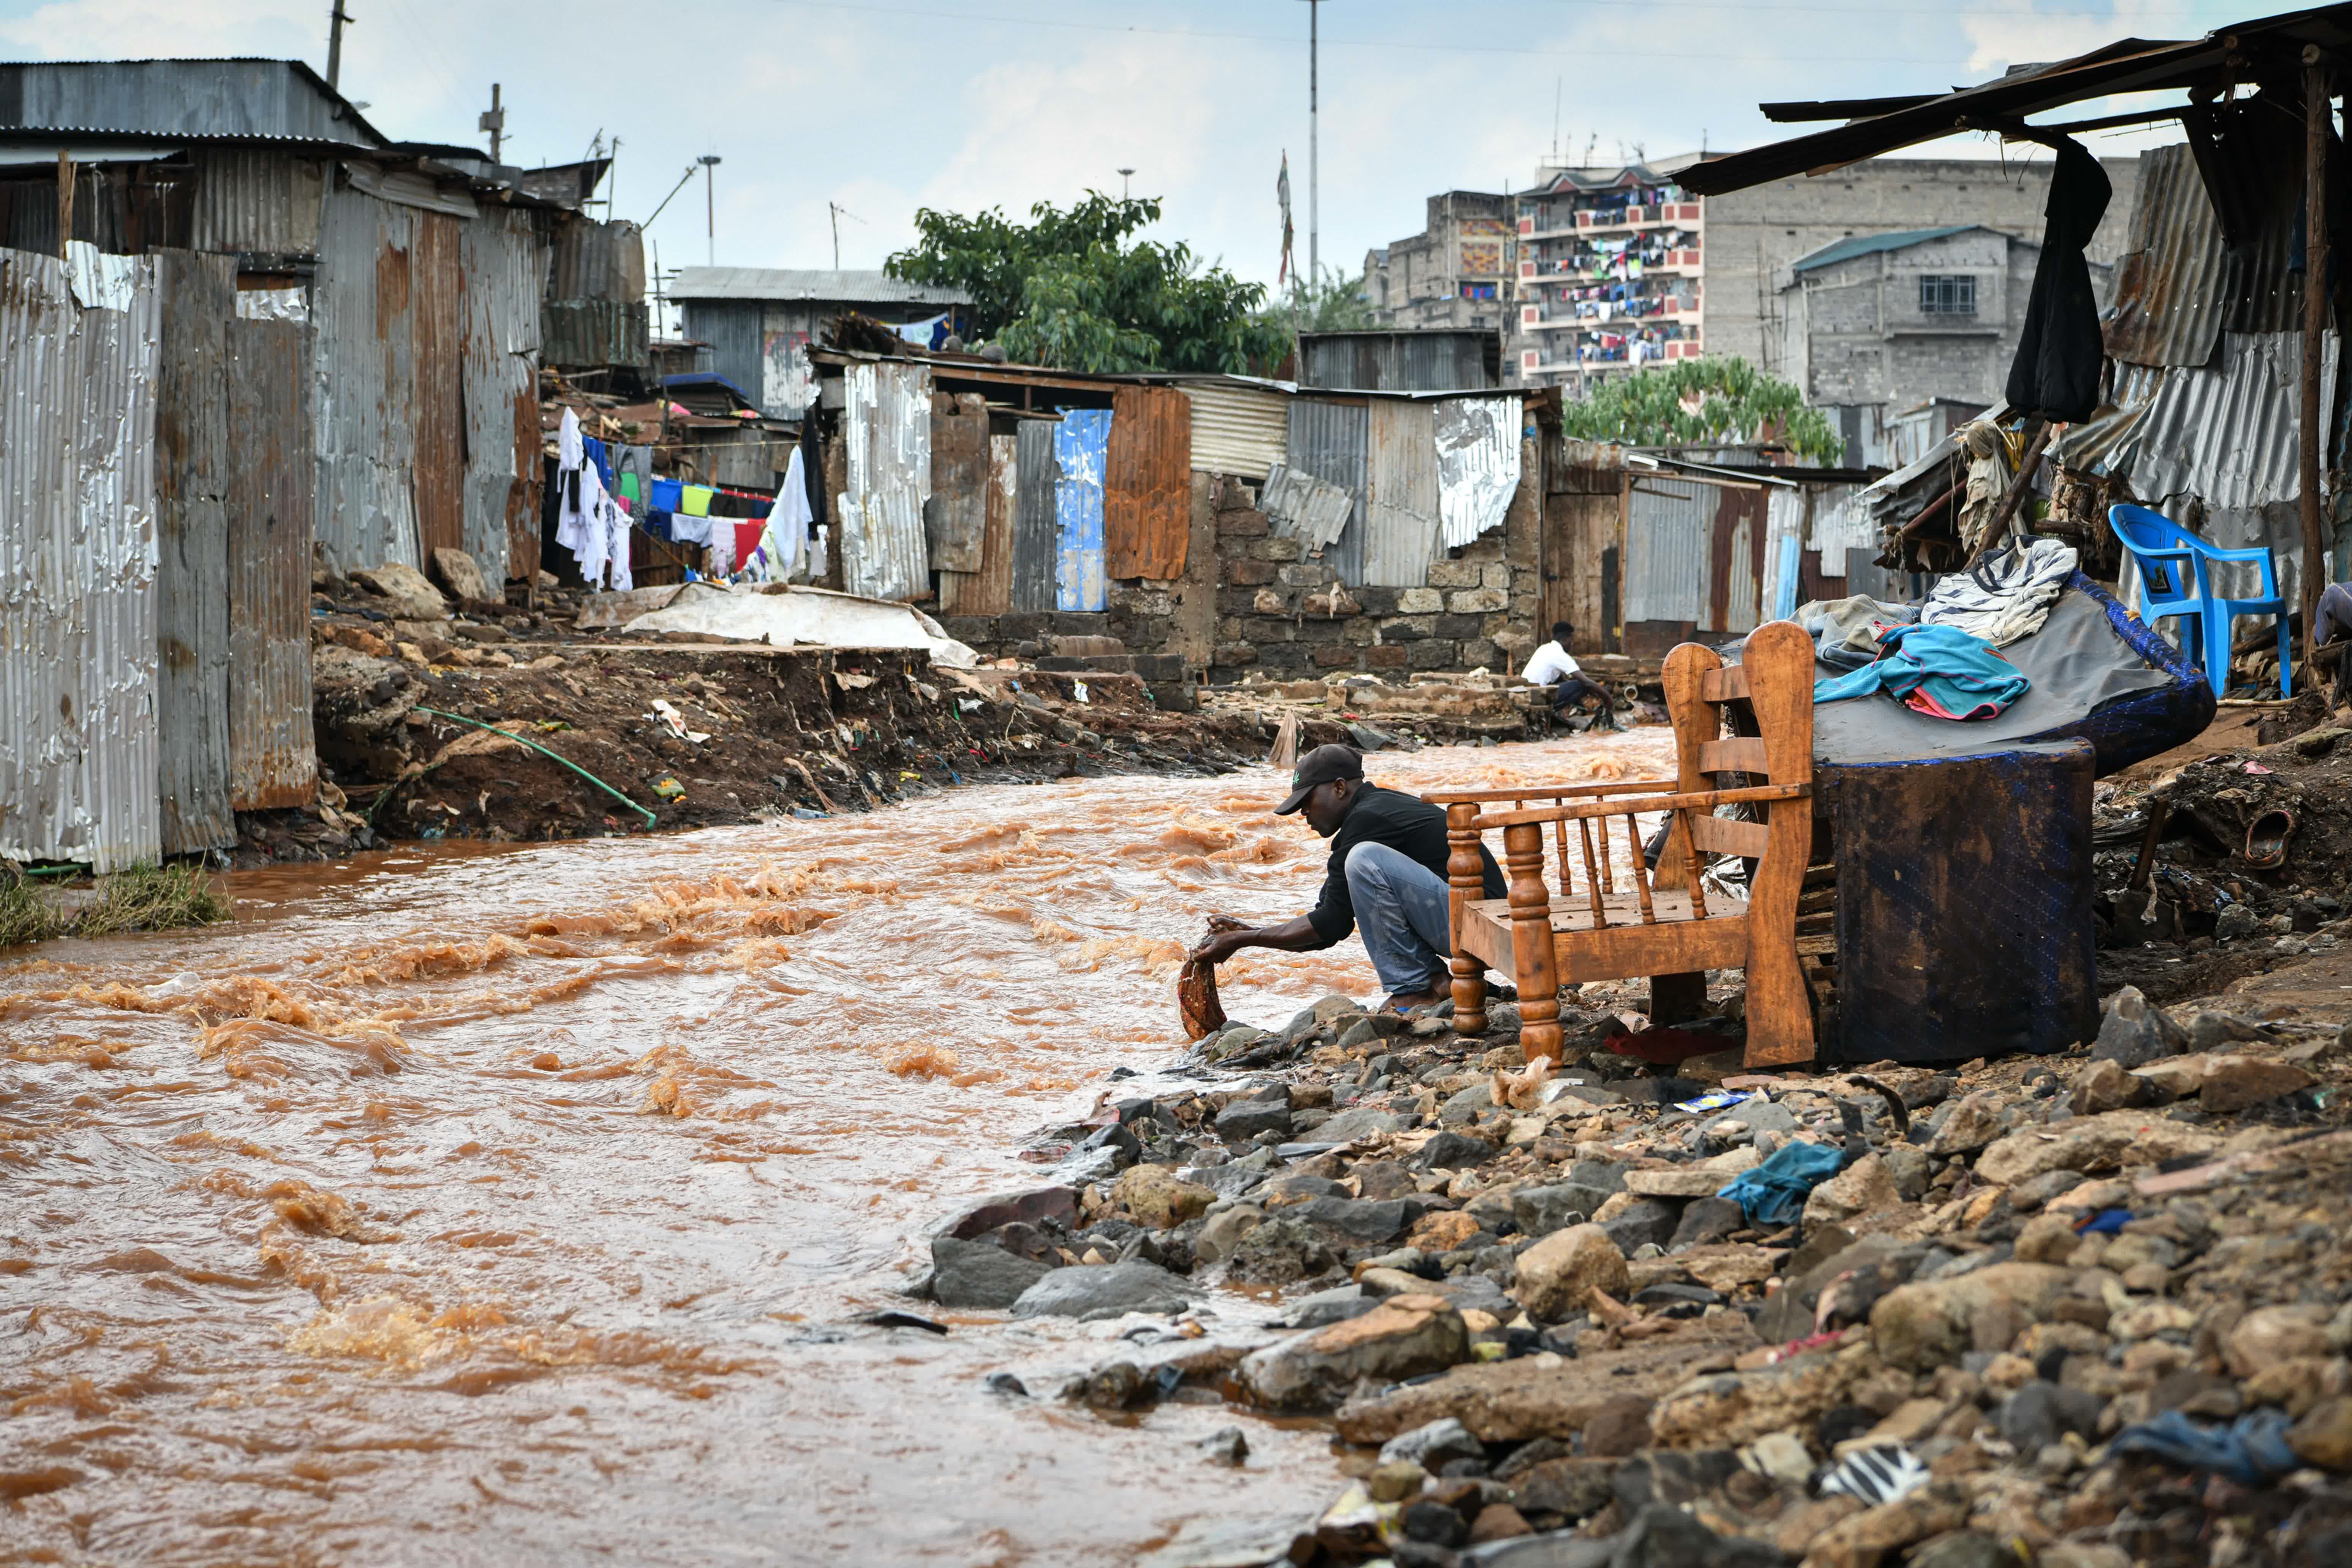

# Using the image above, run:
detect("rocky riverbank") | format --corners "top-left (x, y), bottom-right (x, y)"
top-left (911, 973), bottom-right (2352, 1568)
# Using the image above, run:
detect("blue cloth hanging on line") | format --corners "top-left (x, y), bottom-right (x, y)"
top-left (580, 436), bottom-right (615, 491)
top-left (651, 477), bottom-right (683, 512)
top-left (1813, 623), bottom-right (2032, 721)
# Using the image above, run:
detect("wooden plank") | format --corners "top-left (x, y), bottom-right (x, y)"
top-left (926, 390), bottom-right (988, 573)
top-left (1470, 782), bottom-right (1808, 828)
top-left (410, 211), bottom-right (465, 559)
top-left (1690, 816), bottom-right (1772, 857)
top-left (226, 316), bottom-right (318, 809)
top-left (1735, 619), bottom-right (1817, 1067)
top-left (1698, 665), bottom-right (1751, 702)
top-left (1423, 777), bottom-right (1676, 805)
top-left (153, 249), bottom-right (236, 854)
top-left (1463, 900), bottom-right (1751, 983)
top-left (1698, 737), bottom-right (1770, 775)
top-left (940, 431), bottom-right (1016, 616)
top-left (1105, 384), bottom-right (1191, 580)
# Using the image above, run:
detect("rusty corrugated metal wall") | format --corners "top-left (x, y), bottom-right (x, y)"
top-left (1707, 482), bottom-right (1768, 635)
top-left (1623, 476), bottom-right (1711, 628)
top-left (1363, 400), bottom-right (1440, 586)
top-left (188, 147), bottom-right (324, 255)
top-left (227, 315), bottom-right (318, 808)
top-left (2104, 143), bottom-right (2227, 370)
top-left (0, 245), bottom-right (162, 872)
top-left (154, 249), bottom-right (236, 855)
top-left (410, 211), bottom-right (465, 561)
top-left (1010, 417), bottom-right (1060, 613)
top-left (1105, 384), bottom-right (1190, 580)
top-left (840, 359), bottom-right (933, 600)
top-left (940, 431), bottom-right (1017, 616)
top-left (927, 390), bottom-right (988, 573)
top-left (460, 205), bottom-right (543, 585)
top-left (314, 181), bottom-right (419, 571)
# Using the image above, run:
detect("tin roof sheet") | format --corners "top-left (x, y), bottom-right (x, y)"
top-left (670, 267), bottom-right (971, 305)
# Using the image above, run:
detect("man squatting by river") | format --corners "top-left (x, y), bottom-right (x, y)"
top-left (1189, 744), bottom-right (1506, 1014)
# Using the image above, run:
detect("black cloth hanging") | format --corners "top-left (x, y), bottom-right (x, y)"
top-left (2005, 138), bottom-right (2112, 425)
top-left (799, 411), bottom-right (826, 535)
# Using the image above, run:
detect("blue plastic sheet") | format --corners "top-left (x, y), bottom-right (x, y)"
top-left (1717, 1140), bottom-right (1853, 1228)
top-left (2111, 1408), bottom-right (2298, 1483)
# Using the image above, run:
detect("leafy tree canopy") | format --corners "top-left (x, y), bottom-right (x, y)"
top-left (1256, 266), bottom-right (1379, 334)
top-left (884, 193), bottom-right (1288, 375)
top-left (1559, 357), bottom-right (1843, 463)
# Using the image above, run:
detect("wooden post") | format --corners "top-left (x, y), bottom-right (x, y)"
top-left (2303, 49), bottom-right (2334, 671)
top-left (1446, 803), bottom-right (1489, 1035)
top-left (1504, 820), bottom-right (1562, 1063)
top-left (55, 152), bottom-right (73, 260)
top-left (1967, 417), bottom-right (2052, 567)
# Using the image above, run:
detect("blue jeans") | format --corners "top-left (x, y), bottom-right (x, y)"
top-left (1344, 841), bottom-right (1455, 996)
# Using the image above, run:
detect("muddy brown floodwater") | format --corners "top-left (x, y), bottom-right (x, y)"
top-left (1, 733), bottom-right (1672, 1567)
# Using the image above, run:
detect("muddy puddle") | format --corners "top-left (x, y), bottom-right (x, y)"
top-left (0, 732), bottom-right (1673, 1566)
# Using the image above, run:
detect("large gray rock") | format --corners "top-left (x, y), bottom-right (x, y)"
top-left (930, 1236), bottom-right (1053, 1309)
top-left (2091, 983), bottom-right (2189, 1069)
top-left (1010, 1260), bottom-right (1195, 1321)
top-left (1307, 1105), bottom-right (1405, 1144)
top-left (1227, 1217), bottom-right (1338, 1285)
top-left (1290, 1195), bottom-right (1420, 1247)
top-left (1598, 1199), bottom-right (1680, 1254)
top-left (1214, 1085), bottom-right (1292, 1140)
top-left (1514, 1183), bottom-right (1613, 1238)
top-left (352, 560), bottom-right (450, 620)
top-left (1237, 1291), bottom-right (1471, 1410)
top-left (428, 545), bottom-right (490, 605)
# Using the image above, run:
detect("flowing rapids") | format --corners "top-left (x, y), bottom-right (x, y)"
top-left (0, 733), bottom-right (1671, 1566)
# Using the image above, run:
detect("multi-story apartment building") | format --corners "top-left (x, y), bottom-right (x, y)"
top-left (1361, 191), bottom-right (1516, 336)
top-left (1512, 163), bottom-right (1706, 388)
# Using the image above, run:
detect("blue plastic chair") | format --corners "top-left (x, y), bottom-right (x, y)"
top-left (2108, 503), bottom-right (2292, 697)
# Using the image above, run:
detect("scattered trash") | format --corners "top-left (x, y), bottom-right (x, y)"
top-left (1716, 1139), bottom-right (1854, 1227)
top-left (1072, 681), bottom-right (1089, 704)
top-left (2110, 1408), bottom-right (2299, 1484)
top-left (652, 777), bottom-right (686, 800)
top-left (2244, 806), bottom-right (2295, 868)
top-left (1675, 1089), bottom-right (1757, 1114)
top-left (1818, 1444), bottom-right (1929, 1506)
top-left (648, 699), bottom-right (710, 743)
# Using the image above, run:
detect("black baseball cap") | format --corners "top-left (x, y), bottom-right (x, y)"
top-left (1275, 744), bottom-right (1364, 814)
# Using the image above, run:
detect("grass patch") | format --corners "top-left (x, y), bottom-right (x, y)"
top-left (0, 875), bottom-right (63, 948)
top-left (0, 861), bottom-right (229, 948)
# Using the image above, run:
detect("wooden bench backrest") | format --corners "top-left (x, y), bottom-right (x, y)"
top-left (1662, 620), bottom-right (1815, 873)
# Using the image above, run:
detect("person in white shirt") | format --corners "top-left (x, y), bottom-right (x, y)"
top-left (1522, 621), bottom-right (1618, 726)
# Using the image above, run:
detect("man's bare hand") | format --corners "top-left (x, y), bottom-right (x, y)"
top-left (1190, 928), bottom-right (1255, 967)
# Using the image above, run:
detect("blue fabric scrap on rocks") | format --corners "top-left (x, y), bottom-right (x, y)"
top-left (2110, 1408), bottom-right (2298, 1484)
top-left (1716, 1140), bottom-right (1853, 1228)
top-left (2076, 1208), bottom-right (2132, 1236)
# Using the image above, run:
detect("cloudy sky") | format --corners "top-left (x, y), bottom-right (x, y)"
top-left (0, 0), bottom-right (2236, 294)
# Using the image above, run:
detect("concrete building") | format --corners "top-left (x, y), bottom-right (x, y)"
top-left (670, 267), bottom-right (972, 419)
top-left (1362, 191), bottom-right (1516, 337)
top-left (1775, 225), bottom-right (2107, 467)
top-left (1511, 163), bottom-right (1705, 388)
top-left (1700, 155), bottom-right (2139, 377)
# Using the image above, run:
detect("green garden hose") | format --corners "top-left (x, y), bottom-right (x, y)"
top-left (408, 707), bottom-right (659, 827)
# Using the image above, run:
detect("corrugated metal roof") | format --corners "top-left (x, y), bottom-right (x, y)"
top-left (1287, 399), bottom-right (1368, 583)
top-left (1434, 395), bottom-right (1522, 551)
top-left (1260, 464), bottom-right (1355, 552)
top-left (0, 58), bottom-right (390, 147)
top-left (1105, 385), bottom-right (1190, 580)
top-left (0, 243), bottom-right (162, 872)
top-left (1789, 226), bottom-right (1977, 274)
top-left (1182, 382), bottom-right (1287, 477)
top-left (839, 359), bottom-right (933, 600)
top-left (1054, 408), bottom-right (1109, 612)
top-left (1363, 400), bottom-right (1441, 587)
top-left (669, 266), bottom-right (971, 305)
top-left (1622, 476), bottom-right (1711, 625)
top-left (2055, 360), bottom-right (2166, 475)
top-left (2104, 143), bottom-right (2225, 370)
top-left (541, 299), bottom-right (648, 370)
top-left (546, 219), bottom-right (643, 303)
top-left (2129, 329), bottom-right (2336, 512)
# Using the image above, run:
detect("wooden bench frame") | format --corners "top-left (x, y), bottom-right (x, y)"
top-left (1422, 620), bottom-right (1817, 1069)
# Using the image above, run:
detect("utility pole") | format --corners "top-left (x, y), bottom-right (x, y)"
top-left (1118, 166), bottom-right (1134, 199)
top-left (829, 202), bottom-right (865, 270)
top-left (699, 154), bottom-right (721, 267)
top-left (326, 0), bottom-right (353, 91)
top-left (1307, 0), bottom-right (1320, 286)
top-left (478, 83), bottom-right (504, 164)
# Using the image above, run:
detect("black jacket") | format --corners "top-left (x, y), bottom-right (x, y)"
top-left (1306, 785), bottom-right (1505, 945)
top-left (2005, 138), bottom-right (2112, 425)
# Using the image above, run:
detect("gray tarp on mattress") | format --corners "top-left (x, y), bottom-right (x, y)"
top-left (1808, 588), bottom-right (2176, 765)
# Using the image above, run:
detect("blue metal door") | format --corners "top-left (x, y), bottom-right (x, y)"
top-left (1054, 408), bottom-right (1110, 612)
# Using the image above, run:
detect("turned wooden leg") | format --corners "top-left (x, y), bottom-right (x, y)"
top-left (1446, 805), bottom-right (1489, 1034)
top-left (1505, 820), bottom-right (1562, 1063)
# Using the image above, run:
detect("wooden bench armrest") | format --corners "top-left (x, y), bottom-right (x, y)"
top-left (1422, 777), bottom-right (1679, 806)
top-left (1465, 781), bottom-right (1810, 830)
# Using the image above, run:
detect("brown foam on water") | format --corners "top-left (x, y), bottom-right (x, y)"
top-left (0, 732), bottom-right (1675, 1563)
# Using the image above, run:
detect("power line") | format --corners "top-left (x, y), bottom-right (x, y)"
top-left (763, 0), bottom-right (2224, 65)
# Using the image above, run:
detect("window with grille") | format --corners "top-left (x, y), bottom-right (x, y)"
top-left (1919, 274), bottom-right (1977, 315)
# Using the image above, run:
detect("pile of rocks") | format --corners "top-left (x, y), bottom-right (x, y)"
top-left (918, 985), bottom-right (2352, 1567)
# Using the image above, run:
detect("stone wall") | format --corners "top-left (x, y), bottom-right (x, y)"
top-left (940, 445), bottom-right (1547, 688)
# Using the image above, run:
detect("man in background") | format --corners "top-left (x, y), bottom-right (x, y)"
top-left (1522, 620), bottom-right (1619, 728)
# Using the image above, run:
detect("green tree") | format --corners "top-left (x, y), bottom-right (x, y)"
top-left (884, 193), bottom-right (1288, 375)
top-left (1261, 266), bottom-right (1378, 333)
top-left (1559, 357), bottom-right (1843, 462)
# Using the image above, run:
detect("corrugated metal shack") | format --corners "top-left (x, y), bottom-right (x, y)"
top-left (1297, 328), bottom-right (1501, 392)
top-left (542, 216), bottom-right (649, 383)
top-left (0, 59), bottom-right (608, 866)
top-left (672, 268), bottom-right (974, 421)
